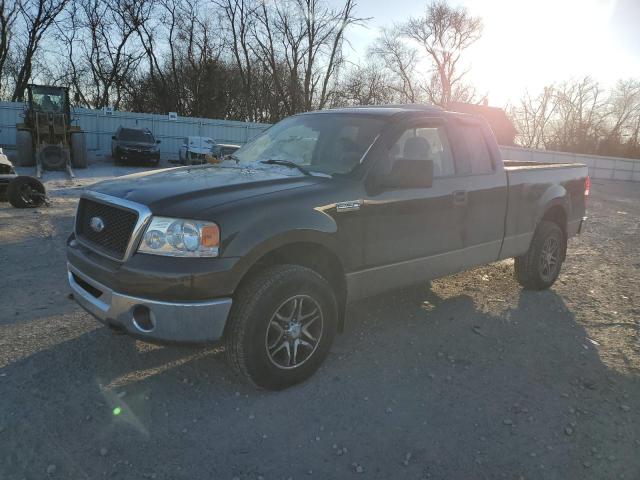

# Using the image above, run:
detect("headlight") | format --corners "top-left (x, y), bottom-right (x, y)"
top-left (138, 217), bottom-right (220, 257)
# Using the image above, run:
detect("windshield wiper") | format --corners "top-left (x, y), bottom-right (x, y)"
top-left (260, 159), bottom-right (312, 176)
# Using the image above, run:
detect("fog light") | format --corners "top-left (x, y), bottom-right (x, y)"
top-left (132, 305), bottom-right (155, 332)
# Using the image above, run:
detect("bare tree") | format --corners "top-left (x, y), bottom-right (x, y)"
top-left (401, 0), bottom-right (482, 106)
top-left (79, 0), bottom-right (148, 108)
top-left (249, 0), bottom-right (363, 118)
top-left (333, 61), bottom-right (395, 106)
top-left (52, 1), bottom-right (90, 105)
top-left (0, 0), bottom-right (20, 94)
top-left (607, 79), bottom-right (640, 138)
top-left (11, 0), bottom-right (69, 100)
top-left (510, 86), bottom-right (557, 149)
top-left (369, 28), bottom-right (420, 103)
top-left (215, 0), bottom-right (259, 120)
top-left (549, 77), bottom-right (606, 154)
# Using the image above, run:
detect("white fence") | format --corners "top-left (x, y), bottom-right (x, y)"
top-left (500, 145), bottom-right (640, 182)
top-left (2, 100), bottom-right (639, 181)
top-left (0, 101), bottom-right (269, 159)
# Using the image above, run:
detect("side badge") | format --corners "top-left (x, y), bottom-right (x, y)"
top-left (336, 200), bottom-right (363, 212)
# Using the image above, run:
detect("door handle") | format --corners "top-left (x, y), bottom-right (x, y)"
top-left (452, 190), bottom-right (468, 206)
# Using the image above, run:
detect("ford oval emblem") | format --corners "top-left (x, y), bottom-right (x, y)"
top-left (90, 216), bottom-right (105, 233)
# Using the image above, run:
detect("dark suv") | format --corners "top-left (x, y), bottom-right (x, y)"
top-left (111, 127), bottom-right (161, 166)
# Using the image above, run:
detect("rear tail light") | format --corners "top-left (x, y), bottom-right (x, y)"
top-left (584, 176), bottom-right (590, 196)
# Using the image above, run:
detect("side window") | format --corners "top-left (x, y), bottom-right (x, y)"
top-left (460, 125), bottom-right (494, 174)
top-left (389, 125), bottom-right (455, 177)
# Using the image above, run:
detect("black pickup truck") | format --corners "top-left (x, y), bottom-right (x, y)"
top-left (67, 105), bottom-right (589, 389)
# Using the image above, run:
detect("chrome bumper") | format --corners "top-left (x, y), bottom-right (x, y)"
top-left (67, 263), bottom-right (232, 343)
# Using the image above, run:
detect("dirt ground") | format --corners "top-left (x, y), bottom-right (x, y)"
top-left (0, 163), bottom-right (639, 480)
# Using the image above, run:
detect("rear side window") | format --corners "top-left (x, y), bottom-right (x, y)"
top-left (460, 125), bottom-right (494, 174)
top-left (389, 125), bottom-right (455, 177)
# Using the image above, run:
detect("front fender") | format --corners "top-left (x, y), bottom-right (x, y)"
top-left (219, 206), bottom-right (340, 284)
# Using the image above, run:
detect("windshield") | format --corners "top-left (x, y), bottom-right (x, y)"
top-left (31, 87), bottom-right (65, 113)
top-left (120, 129), bottom-right (154, 143)
top-left (233, 113), bottom-right (385, 175)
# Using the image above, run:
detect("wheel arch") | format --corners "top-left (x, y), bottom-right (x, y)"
top-left (537, 203), bottom-right (569, 260)
top-left (540, 204), bottom-right (568, 236)
top-left (235, 240), bottom-right (348, 331)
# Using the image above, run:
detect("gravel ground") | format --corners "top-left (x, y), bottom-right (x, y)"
top-left (0, 163), bottom-right (639, 480)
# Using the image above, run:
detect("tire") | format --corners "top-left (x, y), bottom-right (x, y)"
top-left (514, 220), bottom-right (566, 290)
top-left (16, 130), bottom-right (34, 167)
top-left (70, 132), bottom-right (87, 168)
top-left (225, 265), bottom-right (338, 390)
top-left (7, 176), bottom-right (46, 208)
top-left (40, 145), bottom-right (67, 170)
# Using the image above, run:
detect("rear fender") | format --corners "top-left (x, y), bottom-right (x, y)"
top-left (535, 184), bottom-right (569, 228)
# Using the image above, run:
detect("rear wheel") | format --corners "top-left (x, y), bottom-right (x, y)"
top-left (16, 130), bottom-right (34, 167)
top-left (225, 265), bottom-right (338, 390)
top-left (7, 176), bottom-right (46, 208)
top-left (70, 132), bottom-right (87, 168)
top-left (514, 220), bottom-right (565, 290)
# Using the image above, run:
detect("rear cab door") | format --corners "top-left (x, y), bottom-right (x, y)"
top-left (447, 115), bottom-right (509, 265)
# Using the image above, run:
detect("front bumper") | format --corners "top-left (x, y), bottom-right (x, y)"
top-left (117, 150), bottom-right (160, 162)
top-left (68, 263), bottom-right (232, 344)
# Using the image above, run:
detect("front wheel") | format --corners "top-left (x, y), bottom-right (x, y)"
top-left (514, 220), bottom-right (566, 290)
top-left (225, 265), bottom-right (338, 390)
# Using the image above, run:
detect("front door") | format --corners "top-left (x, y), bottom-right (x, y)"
top-left (347, 117), bottom-right (469, 299)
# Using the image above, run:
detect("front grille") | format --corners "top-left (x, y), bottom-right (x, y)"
top-left (76, 198), bottom-right (138, 260)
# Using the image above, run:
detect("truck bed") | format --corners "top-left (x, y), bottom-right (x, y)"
top-left (500, 159), bottom-right (589, 261)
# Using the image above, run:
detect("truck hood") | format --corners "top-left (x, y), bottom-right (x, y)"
top-left (88, 163), bottom-right (323, 217)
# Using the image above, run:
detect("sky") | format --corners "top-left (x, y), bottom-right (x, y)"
top-left (338, 0), bottom-right (640, 106)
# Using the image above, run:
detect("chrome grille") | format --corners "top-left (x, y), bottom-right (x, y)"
top-left (75, 198), bottom-right (138, 260)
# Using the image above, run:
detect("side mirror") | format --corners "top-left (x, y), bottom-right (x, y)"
top-left (111, 135), bottom-right (116, 140)
top-left (156, 139), bottom-right (161, 144)
top-left (378, 159), bottom-right (434, 189)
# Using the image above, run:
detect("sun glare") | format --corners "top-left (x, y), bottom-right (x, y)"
top-left (464, 0), bottom-right (632, 105)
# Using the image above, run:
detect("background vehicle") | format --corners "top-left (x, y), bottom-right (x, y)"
top-left (0, 150), bottom-right (47, 208)
top-left (209, 143), bottom-right (240, 163)
top-left (178, 137), bottom-right (241, 165)
top-left (15, 84), bottom-right (87, 177)
top-left (67, 105), bottom-right (588, 390)
top-left (111, 127), bottom-right (161, 166)
top-left (0, 149), bottom-right (15, 201)
top-left (179, 136), bottom-right (215, 165)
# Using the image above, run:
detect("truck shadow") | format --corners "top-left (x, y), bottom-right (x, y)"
top-left (1, 282), bottom-right (639, 479)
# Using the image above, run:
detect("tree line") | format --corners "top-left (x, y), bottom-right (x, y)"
top-left (1, 0), bottom-right (639, 158)
top-left (510, 77), bottom-right (640, 159)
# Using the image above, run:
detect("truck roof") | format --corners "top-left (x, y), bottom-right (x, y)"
top-left (300, 104), bottom-right (469, 119)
